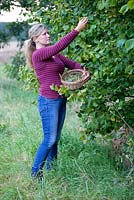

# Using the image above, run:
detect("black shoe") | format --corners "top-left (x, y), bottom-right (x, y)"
top-left (31, 170), bottom-right (44, 182)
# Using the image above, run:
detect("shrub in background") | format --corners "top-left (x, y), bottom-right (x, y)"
top-left (4, 51), bottom-right (26, 80)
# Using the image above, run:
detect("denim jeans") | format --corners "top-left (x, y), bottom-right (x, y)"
top-left (32, 95), bottom-right (67, 173)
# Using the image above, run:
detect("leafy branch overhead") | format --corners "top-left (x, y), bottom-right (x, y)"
top-left (0, 0), bottom-right (50, 12)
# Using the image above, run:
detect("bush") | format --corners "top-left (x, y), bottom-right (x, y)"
top-left (19, 65), bottom-right (39, 93)
top-left (4, 51), bottom-right (26, 80)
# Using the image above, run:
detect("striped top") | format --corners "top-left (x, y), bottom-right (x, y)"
top-left (32, 29), bottom-right (82, 98)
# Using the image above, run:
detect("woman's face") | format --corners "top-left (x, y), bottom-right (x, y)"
top-left (35, 29), bottom-right (50, 46)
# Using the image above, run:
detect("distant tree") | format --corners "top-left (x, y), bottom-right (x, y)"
top-left (0, 21), bottom-right (29, 48)
top-left (0, 0), bottom-right (51, 46)
top-left (0, 22), bottom-right (10, 47)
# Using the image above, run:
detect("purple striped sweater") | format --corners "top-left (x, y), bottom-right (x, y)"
top-left (32, 29), bottom-right (82, 98)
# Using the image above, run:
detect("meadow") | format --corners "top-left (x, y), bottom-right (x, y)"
top-left (0, 65), bottom-right (134, 200)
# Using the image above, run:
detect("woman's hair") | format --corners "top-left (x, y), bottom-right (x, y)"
top-left (24, 23), bottom-right (46, 67)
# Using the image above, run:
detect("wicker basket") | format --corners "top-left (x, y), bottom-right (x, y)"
top-left (60, 69), bottom-right (90, 90)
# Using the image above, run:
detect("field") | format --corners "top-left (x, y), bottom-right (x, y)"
top-left (0, 41), bottom-right (19, 64)
top-left (0, 59), bottom-right (134, 199)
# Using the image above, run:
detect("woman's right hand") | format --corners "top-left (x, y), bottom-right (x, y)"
top-left (75, 17), bottom-right (88, 32)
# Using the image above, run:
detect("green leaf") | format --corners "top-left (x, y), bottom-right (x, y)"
top-left (125, 39), bottom-right (134, 51)
top-left (127, 0), bottom-right (134, 10)
top-left (108, 0), bottom-right (117, 7)
top-left (63, 25), bottom-right (69, 31)
top-left (119, 4), bottom-right (129, 14)
top-left (116, 39), bottom-right (126, 48)
top-left (97, 0), bottom-right (108, 10)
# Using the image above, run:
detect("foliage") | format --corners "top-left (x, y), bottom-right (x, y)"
top-left (4, 51), bottom-right (26, 80)
top-left (19, 65), bottom-right (39, 93)
top-left (0, 0), bottom-right (50, 12)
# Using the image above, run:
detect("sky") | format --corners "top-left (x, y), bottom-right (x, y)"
top-left (0, 6), bottom-right (27, 22)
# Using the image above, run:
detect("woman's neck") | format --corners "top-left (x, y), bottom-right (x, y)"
top-left (36, 43), bottom-right (49, 49)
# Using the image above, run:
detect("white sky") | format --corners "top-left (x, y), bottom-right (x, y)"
top-left (0, 6), bottom-right (27, 22)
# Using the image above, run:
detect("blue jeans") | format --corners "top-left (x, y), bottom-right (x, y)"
top-left (32, 95), bottom-right (67, 173)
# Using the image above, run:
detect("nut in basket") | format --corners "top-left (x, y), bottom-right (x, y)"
top-left (60, 68), bottom-right (90, 90)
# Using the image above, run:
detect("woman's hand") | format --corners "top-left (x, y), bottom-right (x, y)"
top-left (75, 17), bottom-right (88, 32)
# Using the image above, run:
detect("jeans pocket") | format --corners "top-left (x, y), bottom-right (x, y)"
top-left (38, 96), bottom-right (48, 113)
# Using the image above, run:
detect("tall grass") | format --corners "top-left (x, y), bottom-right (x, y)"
top-left (0, 65), bottom-right (133, 200)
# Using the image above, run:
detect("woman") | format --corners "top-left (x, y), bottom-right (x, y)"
top-left (24, 17), bottom-right (88, 180)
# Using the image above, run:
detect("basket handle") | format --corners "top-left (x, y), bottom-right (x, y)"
top-left (83, 66), bottom-right (89, 72)
top-left (82, 67), bottom-right (89, 77)
top-left (59, 73), bottom-right (62, 80)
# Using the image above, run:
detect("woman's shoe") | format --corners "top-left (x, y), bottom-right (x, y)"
top-left (31, 170), bottom-right (44, 182)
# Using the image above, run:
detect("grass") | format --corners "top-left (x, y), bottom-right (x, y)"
top-left (0, 65), bottom-right (134, 200)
